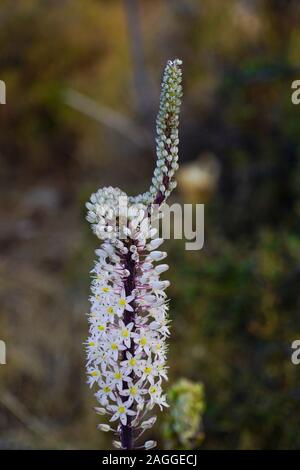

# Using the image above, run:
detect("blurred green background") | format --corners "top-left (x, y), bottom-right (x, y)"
top-left (1, 0), bottom-right (300, 450)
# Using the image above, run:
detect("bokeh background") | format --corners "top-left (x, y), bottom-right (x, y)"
top-left (1, 0), bottom-right (300, 450)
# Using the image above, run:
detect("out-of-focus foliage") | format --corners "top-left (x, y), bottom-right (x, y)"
top-left (163, 379), bottom-right (205, 450)
top-left (1, 0), bottom-right (300, 450)
top-left (168, 230), bottom-right (300, 449)
top-left (0, 0), bottom-right (134, 180)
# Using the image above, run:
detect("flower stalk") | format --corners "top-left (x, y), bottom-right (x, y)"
top-left (120, 246), bottom-right (136, 450)
top-left (85, 59), bottom-right (183, 450)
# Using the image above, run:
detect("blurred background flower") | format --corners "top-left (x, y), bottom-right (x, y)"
top-left (163, 379), bottom-right (205, 450)
top-left (0, 0), bottom-right (300, 450)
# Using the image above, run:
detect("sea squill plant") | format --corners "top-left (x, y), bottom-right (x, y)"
top-left (85, 59), bottom-right (183, 450)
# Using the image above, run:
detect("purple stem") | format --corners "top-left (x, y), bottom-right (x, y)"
top-left (120, 244), bottom-right (136, 450)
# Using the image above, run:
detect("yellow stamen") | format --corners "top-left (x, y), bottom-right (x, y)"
top-left (129, 358), bottom-right (137, 366)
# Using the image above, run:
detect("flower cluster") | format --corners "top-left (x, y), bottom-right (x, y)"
top-left (86, 206), bottom-right (170, 449)
top-left (85, 59), bottom-right (182, 450)
top-left (86, 186), bottom-right (127, 240)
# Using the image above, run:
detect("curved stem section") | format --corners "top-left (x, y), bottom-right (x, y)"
top-left (128, 59), bottom-right (182, 207)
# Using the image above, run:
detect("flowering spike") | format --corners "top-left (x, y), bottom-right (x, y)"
top-left (129, 59), bottom-right (183, 207)
top-left (85, 59), bottom-right (183, 450)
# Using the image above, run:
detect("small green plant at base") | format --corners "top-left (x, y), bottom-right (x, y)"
top-left (163, 379), bottom-right (205, 450)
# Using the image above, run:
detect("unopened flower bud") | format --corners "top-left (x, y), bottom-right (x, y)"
top-left (97, 424), bottom-right (111, 432)
top-left (155, 264), bottom-right (169, 274)
top-left (113, 441), bottom-right (122, 449)
top-left (152, 280), bottom-right (170, 290)
top-left (149, 251), bottom-right (167, 261)
top-left (141, 416), bottom-right (157, 429)
top-left (144, 440), bottom-right (157, 449)
top-left (94, 407), bottom-right (106, 415)
top-left (147, 238), bottom-right (164, 250)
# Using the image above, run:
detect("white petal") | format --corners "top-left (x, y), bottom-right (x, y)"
top-left (110, 413), bottom-right (119, 422)
top-left (120, 414), bottom-right (127, 425)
